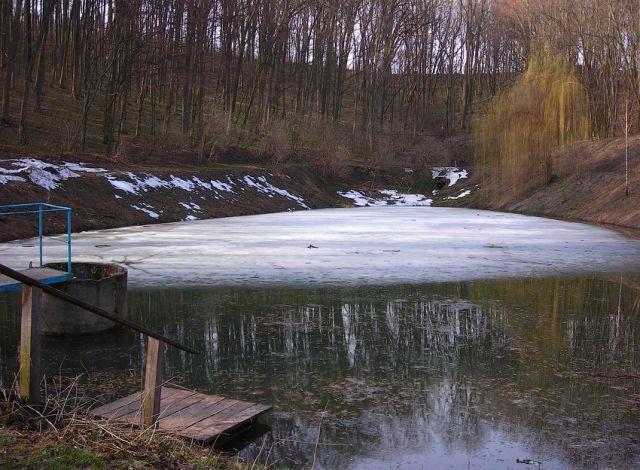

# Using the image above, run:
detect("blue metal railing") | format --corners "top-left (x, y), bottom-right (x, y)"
top-left (0, 203), bottom-right (72, 274)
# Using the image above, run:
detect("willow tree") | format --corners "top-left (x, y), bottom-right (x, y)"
top-left (476, 46), bottom-right (590, 195)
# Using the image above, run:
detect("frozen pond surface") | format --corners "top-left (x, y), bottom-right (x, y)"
top-left (1, 207), bottom-right (639, 286)
top-left (2, 207), bottom-right (640, 469)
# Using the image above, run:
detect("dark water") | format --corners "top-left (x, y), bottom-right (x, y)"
top-left (2, 277), bottom-right (640, 469)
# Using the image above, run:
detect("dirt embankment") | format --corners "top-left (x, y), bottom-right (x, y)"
top-left (0, 160), bottom-right (323, 241)
top-left (1, 134), bottom-right (639, 242)
top-left (0, 151), bottom-right (437, 242)
top-left (455, 135), bottom-right (640, 235)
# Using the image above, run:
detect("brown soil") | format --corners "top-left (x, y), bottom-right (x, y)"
top-left (0, 165), bottom-right (318, 242)
top-left (0, 151), bottom-right (436, 242)
top-left (1, 134), bottom-right (639, 242)
top-left (456, 135), bottom-right (640, 235)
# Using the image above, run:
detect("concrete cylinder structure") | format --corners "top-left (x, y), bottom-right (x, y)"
top-left (42, 262), bottom-right (127, 335)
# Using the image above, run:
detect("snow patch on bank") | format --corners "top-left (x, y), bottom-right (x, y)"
top-left (103, 171), bottom-right (308, 210)
top-left (169, 175), bottom-right (195, 192)
top-left (338, 190), bottom-right (433, 207)
top-left (179, 202), bottom-right (201, 211)
top-left (62, 162), bottom-right (106, 173)
top-left (210, 180), bottom-right (234, 193)
top-left (1, 157), bottom-right (310, 217)
top-left (244, 175), bottom-right (310, 209)
top-left (379, 190), bottom-right (433, 206)
top-left (105, 175), bottom-right (138, 194)
top-left (432, 167), bottom-right (468, 187)
top-left (337, 190), bottom-right (378, 207)
top-left (338, 166), bottom-right (472, 208)
top-left (0, 158), bottom-right (106, 190)
top-left (0, 175), bottom-right (26, 184)
top-left (105, 172), bottom-right (173, 194)
top-left (131, 203), bottom-right (161, 219)
top-left (447, 190), bottom-right (471, 200)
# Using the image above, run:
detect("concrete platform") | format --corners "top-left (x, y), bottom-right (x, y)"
top-left (0, 267), bottom-right (72, 293)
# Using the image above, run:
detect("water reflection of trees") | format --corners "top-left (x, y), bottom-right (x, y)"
top-left (123, 285), bottom-right (521, 467)
top-left (1, 277), bottom-right (639, 468)
top-left (126, 279), bottom-right (640, 469)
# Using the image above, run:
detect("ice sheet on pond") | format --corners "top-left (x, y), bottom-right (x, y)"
top-left (2, 207), bottom-right (639, 288)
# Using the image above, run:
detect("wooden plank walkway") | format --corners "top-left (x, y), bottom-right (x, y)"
top-left (0, 267), bottom-right (72, 293)
top-left (90, 387), bottom-right (271, 444)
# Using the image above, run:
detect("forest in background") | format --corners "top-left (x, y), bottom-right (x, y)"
top-left (0, 0), bottom-right (639, 180)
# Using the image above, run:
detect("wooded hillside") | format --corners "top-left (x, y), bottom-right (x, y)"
top-left (1, 0), bottom-right (638, 163)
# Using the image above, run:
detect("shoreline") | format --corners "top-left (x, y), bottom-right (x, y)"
top-left (1, 144), bottom-right (639, 243)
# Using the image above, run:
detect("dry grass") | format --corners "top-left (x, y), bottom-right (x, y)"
top-left (0, 373), bottom-right (250, 470)
top-left (470, 133), bottom-right (640, 232)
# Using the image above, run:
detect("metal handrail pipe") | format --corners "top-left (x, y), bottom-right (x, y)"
top-left (0, 264), bottom-right (198, 355)
top-left (0, 209), bottom-right (73, 216)
top-left (0, 202), bottom-right (70, 210)
top-left (0, 202), bottom-right (72, 273)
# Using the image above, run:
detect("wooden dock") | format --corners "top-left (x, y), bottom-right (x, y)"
top-left (2, 264), bottom-right (270, 443)
top-left (90, 387), bottom-right (271, 444)
top-left (0, 267), bottom-right (72, 293)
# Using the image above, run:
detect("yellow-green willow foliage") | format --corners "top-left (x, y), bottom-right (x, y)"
top-left (475, 47), bottom-right (590, 195)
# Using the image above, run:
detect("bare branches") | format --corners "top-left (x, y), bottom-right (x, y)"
top-left (0, 0), bottom-right (636, 157)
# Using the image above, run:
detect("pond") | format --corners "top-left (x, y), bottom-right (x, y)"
top-left (1, 208), bottom-right (640, 469)
top-left (2, 207), bottom-right (639, 286)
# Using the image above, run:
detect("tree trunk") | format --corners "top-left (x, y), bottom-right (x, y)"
top-left (2, 0), bottom-right (24, 123)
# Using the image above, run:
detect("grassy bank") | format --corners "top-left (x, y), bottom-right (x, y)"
top-left (0, 374), bottom-right (260, 470)
top-left (0, 418), bottom-right (235, 470)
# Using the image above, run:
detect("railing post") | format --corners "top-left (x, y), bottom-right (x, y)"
top-left (19, 285), bottom-right (42, 405)
top-left (67, 209), bottom-right (72, 274)
top-left (142, 337), bottom-right (164, 427)
top-left (38, 204), bottom-right (43, 267)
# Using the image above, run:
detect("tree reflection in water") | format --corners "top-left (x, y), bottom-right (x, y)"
top-left (1, 276), bottom-right (639, 468)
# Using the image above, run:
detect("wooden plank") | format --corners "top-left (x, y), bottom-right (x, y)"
top-left (89, 392), bottom-right (143, 419)
top-left (19, 285), bottom-right (42, 405)
top-left (92, 388), bottom-right (182, 422)
top-left (105, 397), bottom-right (146, 421)
top-left (179, 400), bottom-right (259, 441)
top-left (142, 338), bottom-right (164, 427)
top-left (154, 391), bottom-right (212, 422)
top-left (119, 388), bottom-right (200, 425)
top-left (166, 397), bottom-right (246, 434)
top-left (112, 387), bottom-right (183, 421)
top-left (158, 395), bottom-right (233, 432)
top-left (185, 404), bottom-right (273, 444)
top-left (222, 403), bottom-right (272, 426)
